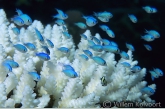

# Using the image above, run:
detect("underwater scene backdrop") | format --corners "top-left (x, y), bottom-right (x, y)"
top-left (0, 0), bottom-right (165, 108)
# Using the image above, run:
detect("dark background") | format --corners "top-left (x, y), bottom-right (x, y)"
top-left (0, 0), bottom-right (165, 108)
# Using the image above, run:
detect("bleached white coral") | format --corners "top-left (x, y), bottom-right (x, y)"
top-left (0, 83), bottom-right (7, 107)
top-left (21, 85), bottom-right (39, 108)
top-left (0, 9), bottom-right (157, 108)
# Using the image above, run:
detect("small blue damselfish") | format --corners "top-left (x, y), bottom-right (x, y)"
top-left (36, 52), bottom-right (50, 61)
top-left (13, 44), bottom-right (27, 53)
top-left (62, 69), bottom-right (78, 78)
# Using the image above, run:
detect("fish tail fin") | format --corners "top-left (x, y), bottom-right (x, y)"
top-left (55, 8), bottom-right (60, 12)
top-left (151, 75), bottom-right (154, 81)
top-left (141, 35), bottom-right (144, 39)
top-left (144, 29), bottom-right (148, 33)
top-left (82, 14), bottom-right (86, 19)
top-left (93, 12), bottom-right (97, 16)
top-left (52, 15), bottom-right (57, 19)
top-left (74, 23), bottom-right (77, 26)
top-left (16, 8), bottom-right (23, 15)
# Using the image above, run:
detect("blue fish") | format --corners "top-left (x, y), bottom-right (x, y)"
top-left (42, 46), bottom-right (50, 55)
top-left (110, 41), bottom-right (118, 47)
top-left (153, 68), bottom-right (163, 76)
top-left (62, 32), bottom-right (72, 39)
top-left (28, 72), bottom-right (40, 81)
top-left (141, 87), bottom-right (155, 95)
top-left (120, 51), bottom-right (129, 60)
top-left (52, 14), bottom-right (62, 19)
top-left (144, 44), bottom-right (152, 51)
top-left (62, 69), bottom-right (78, 78)
top-left (19, 14), bottom-right (32, 25)
top-left (142, 6), bottom-right (157, 13)
top-left (97, 16), bottom-right (109, 22)
top-left (16, 9), bottom-right (23, 15)
top-left (121, 62), bottom-right (131, 68)
top-left (3, 59), bottom-right (19, 68)
top-left (106, 29), bottom-right (115, 38)
top-left (151, 7), bottom-right (157, 13)
top-left (11, 16), bottom-right (24, 26)
top-left (46, 39), bottom-right (54, 48)
top-left (58, 63), bottom-right (75, 71)
top-left (149, 70), bottom-right (159, 81)
top-left (141, 34), bottom-right (154, 42)
top-left (13, 44), bottom-right (27, 53)
top-left (35, 28), bottom-right (44, 43)
top-left (126, 43), bottom-right (135, 51)
top-left (74, 22), bottom-right (87, 29)
top-left (62, 26), bottom-right (67, 31)
top-left (128, 14), bottom-right (137, 23)
top-left (88, 40), bottom-right (96, 46)
top-left (58, 47), bottom-right (69, 53)
top-left (83, 50), bottom-right (93, 58)
top-left (94, 11), bottom-right (113, 18)
top-left (12, 27), bottom-right (20, 35)
top-left (63, 65), bottom-right (74, 71)
top-left (145, 29), bottom-right (160, 38)
top-left (103, 45), bottom-right (120, 53)
top-left (2, 62), bottom-right (12, 72)
top-left (131, 66), bottom-right (141, 72)
top-left (90, 45), bottom-right (103, 52)
top-left (80, 34), bottom-right (87, 40)
top-left (99, 25), bottom-right (110, 31)
top-left (82, 16), bottom-right (97, 27)
top-left (55, 8), bottom-right (68, 20)
top-left (92, 36), bottom-right (101, 45)
top-left (53, 14), bottom-right (68, 20)
top-left (36, 52), bottom-right (50, 61)
top-left (92, 56), bottom-right (107, 66)
top-left (55, 19), bottom-right (65, 26)
top-left (79, 54), bottom-right (89, 61)
top-left (24, 43), bottom-right (36, 51)
top-left (101, 39), bottom-right (111, 45)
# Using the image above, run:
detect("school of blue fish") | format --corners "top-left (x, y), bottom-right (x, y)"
top-left (5, 6), bottom-right (163, 97)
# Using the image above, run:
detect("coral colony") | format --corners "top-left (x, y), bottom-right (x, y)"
top-left (0, 7), bottom-right (163, 108)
